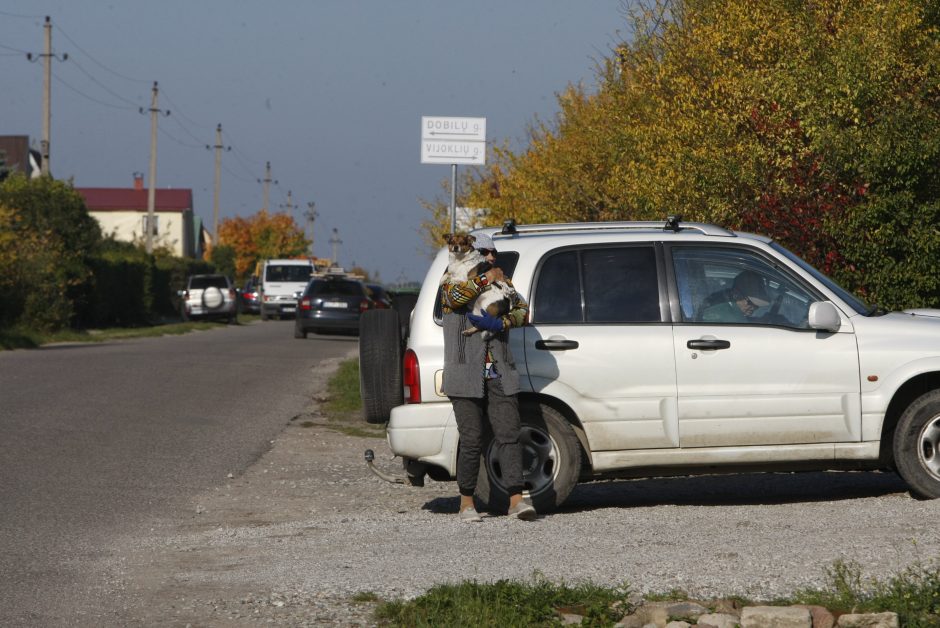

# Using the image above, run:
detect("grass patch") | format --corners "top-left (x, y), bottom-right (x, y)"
top-left (375, 577), bottom-right (633, 627)
top-left (372, 562), bottom-right (940, 627)
top-left (322, 358), bottom-right (385, 437)
top-left (792, 560), bottom-right (940, 627)
top-left (0, 316), bottom-right (258, 351)
top-left (351, 591), bottom-right (381, 603)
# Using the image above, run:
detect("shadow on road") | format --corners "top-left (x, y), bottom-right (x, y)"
top-left (561, 470), bottom-right (909, 511)
top-left (420, 470), bottom-right (909, 515)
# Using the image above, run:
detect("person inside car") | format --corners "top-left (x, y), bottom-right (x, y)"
top-left (699, 270), bottom-right (771, 323)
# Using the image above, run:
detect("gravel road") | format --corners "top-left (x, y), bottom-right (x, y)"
top-left (90, 355), bottom-right (940, 626)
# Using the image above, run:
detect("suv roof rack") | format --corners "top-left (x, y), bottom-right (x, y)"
top-left (493, 217), bottom-right (734, 238)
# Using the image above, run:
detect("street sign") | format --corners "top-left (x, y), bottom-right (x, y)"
top-left (421, 116), bottom-right (486, 165)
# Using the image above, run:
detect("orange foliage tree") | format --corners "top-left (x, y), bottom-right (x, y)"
top-left (217, 210), bottom-right (310, 280)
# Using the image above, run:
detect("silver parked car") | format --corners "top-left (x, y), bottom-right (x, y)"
top-left (179, 274), bottom-right (237, 323)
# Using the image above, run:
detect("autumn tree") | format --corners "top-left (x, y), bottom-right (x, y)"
top-left (0, 174), bottom-right (102, 329)
top-left (430, 0), bottom-right (940, 310)
top-left (217, 210), bottom-right (310, 280)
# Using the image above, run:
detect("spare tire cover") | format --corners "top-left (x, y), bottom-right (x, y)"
top-left (203, 286), bottom-right (224, 309)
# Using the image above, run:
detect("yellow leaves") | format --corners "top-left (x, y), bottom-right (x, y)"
top-left (218, 210), bottom-right (310, 279)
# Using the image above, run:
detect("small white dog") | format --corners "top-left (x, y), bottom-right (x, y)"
top-left (440, 233), bottom-right (515, 340)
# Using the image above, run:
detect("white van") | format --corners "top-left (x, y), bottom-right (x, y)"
top-left (259, 258), bottom-right (314, 320)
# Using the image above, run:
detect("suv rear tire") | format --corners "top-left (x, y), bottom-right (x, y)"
top-left (894, 390), bottom-right (940, 499)
top-left (359, 309), bottom-right (403, 424)
top-left (476, 402), bottom-right (581, 514)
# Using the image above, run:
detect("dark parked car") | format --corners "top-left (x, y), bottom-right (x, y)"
top-left (294, 276), bottom-right (373, 338)
top-left (366, 283), bottom-right (393, 309)
top-left (240, 276), bottom-right (260, 314)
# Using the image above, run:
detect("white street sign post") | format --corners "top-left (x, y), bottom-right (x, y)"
top-left (421, 116), bottom-right (486, 232)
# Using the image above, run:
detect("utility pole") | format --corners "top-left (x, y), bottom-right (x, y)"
top-left (139, 82), bottom-right (169, 254)
top-left (329, 228), bottom-right (342, 267)
top-left (27, 16), bottom-right (67, 176)
top-left (206, 123), bottom-right (230, 241)
top-left (304, 201), bottom-right (319, 257)
top-left (279, 190), bottom-right (295, 215)
top-left (258, 161), bottom-right (277, 212)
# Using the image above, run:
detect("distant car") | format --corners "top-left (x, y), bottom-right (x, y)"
top-left (260, 258), bottom-right (315, 320)
top-left (294, 276), bottom-right (373, 338)
top-left (240, 276), bottom-right (260, 314)
top-left (366, 283), bottom-right (393, 309)
top-left (179, 274), bottom-right (237, 323)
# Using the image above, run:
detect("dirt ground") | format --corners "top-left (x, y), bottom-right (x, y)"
top-left (99, 361), bottom-right (444, 627)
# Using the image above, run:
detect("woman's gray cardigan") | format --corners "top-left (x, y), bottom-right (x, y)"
top-left (440, 311), bottom-right (521, 398)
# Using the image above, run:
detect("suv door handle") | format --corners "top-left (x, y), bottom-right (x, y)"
top-left (687, 339), bottom-right (731, 351)
top-left (535, 339), bottom-right (580, 351)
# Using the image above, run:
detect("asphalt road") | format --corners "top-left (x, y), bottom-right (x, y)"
top-left (0, 321), bottom-right (357, 626)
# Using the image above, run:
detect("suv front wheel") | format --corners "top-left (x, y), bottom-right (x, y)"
top-left (476, 402), bottom-right (581, 514)
top-left (894, 390), bottom-right (940, 499)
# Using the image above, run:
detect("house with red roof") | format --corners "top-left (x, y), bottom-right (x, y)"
top-left (76, 174), bottom-right (201, 258)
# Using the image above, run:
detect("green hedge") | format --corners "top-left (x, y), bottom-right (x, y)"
top-left (74, 240), bottom-right (215, 328)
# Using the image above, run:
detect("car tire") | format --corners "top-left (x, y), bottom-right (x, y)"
top-left (893, 390), bottom-right (940, 499)
top-left (294, 324), bottom-right (306, 339)
top-left (359, 309), bottom-right (403, 424)
top-left (202, 286), bottom-right (224, 310)
top-left (392, 293), bottom-right (419, 340)
top-left (475, 402), bottom-right (582, 515)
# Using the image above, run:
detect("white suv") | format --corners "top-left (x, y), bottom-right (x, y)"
top-left (359, 218), bottom-right (940, 513)
top-left (179, 274), bottom-right (237, 323)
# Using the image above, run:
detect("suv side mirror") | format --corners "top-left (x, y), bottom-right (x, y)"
top-left (808, 301), bottom-right (841, 332)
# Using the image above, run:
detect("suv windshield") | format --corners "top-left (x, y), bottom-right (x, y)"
top-left (265, 265), bottom-right (312, 282)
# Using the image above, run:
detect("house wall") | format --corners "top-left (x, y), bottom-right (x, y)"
top-left (91, 209), bottom-right (194, 257)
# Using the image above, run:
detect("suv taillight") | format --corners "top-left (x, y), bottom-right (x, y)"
top-left (300, 297), bottom-right (312, 311)
top-left (359, 299), bottom-right (371, 313)
top-left (403, 349), bottom-right (420, 404)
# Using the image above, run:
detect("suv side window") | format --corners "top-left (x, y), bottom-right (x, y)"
top-left (671, 246), bottom-right (817, 328)
top-left (533, 245), bottom-right (661, 324)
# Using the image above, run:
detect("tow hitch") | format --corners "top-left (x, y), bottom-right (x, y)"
top-left (363, 449), bottom-right (405, 484)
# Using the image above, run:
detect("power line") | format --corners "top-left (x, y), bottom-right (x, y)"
top-left (160, 88), bottom-right (207, 129)
top-left (0, 9), bottom-right (44, 19)
top-left (66, 56), bottom-right (141, 107)
top-left (222, 162), bottom-right (256, 184)
top-left (53, 22), bottom-right (149, 84)
top-left (52, 70), bottom-right (137, 110)
top-left (157, 125), bottom-right (203, 150)
top-left (0, 42), bottom-right (30, 54)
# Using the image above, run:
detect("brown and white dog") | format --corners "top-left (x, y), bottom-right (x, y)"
top-left (440, 233), bottom-right (514, 339)
top-left (440, 233), bottom-right (488, 285)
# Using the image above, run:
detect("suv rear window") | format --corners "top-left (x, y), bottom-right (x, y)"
top-left (190, 276), bottom-right (229, 289)
top-left (308, 280), bottom-right (364, 297)
top-left (533, 245), bottom-right (660, 324)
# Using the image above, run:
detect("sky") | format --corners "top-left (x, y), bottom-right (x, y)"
top-left (2, 1), bottom-right (631, 284)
